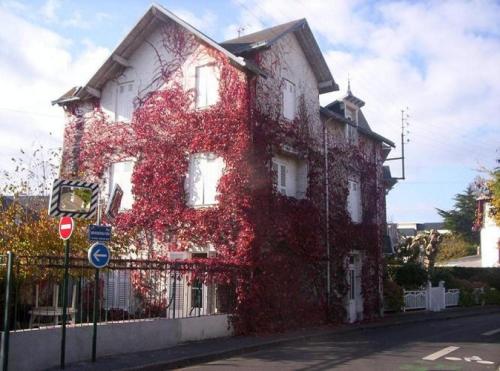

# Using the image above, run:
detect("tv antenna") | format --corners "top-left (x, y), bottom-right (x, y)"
top-left (386, 107), bottom-right (410, 180)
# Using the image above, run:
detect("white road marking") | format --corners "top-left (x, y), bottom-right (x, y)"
top-left (482, 328), bottom-right (500, 336)
top-left (445, 357), bottom-right (462, 361)
top-left (477, 360), bottom-right (494, 365)
top-left (60, 224), bottom-right (72, 230)
top-left (423, 346), bottom-right (460, 361)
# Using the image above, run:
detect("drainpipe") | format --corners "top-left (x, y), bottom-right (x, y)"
top-left (324, 118), bottom-right (334, 310)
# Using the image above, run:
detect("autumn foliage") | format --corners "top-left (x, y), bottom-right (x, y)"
top-left (59, 23), bottom-right (385, 333)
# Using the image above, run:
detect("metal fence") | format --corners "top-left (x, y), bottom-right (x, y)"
top-left (0, 255), bottom-right (238, 333)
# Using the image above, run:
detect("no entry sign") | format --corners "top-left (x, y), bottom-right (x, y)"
top-left (59, 216), bottom-right (74, 240)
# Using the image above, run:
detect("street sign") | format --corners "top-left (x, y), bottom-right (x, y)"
top-left (49, 179), bottom-right (99, 219)
top-left (88, 224), bottom-right (112, 242)
top-left (88, 243), bottom-right (110, 269)
top-left (106, 184), bottom-right (123, 221)
top-left (59, 217), bottom-right (74, 240)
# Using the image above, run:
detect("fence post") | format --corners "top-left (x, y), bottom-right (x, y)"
top-left (1, 252), bottom-right (14, 371)
top-left (172, 268), bottom-right (177, 319)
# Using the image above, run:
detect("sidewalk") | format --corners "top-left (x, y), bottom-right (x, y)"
top-left (59, 305), bottom-right (500, 371)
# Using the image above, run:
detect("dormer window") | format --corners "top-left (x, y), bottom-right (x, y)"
top-left (345, 106), bottom-right (357, 124)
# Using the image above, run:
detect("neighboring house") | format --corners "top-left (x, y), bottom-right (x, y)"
top-left (53, 5), bottom-right (396, 329)
top-left (476, 197), bottom-right (500, 267)
top-left (393, 222), bottom-right (449, 237)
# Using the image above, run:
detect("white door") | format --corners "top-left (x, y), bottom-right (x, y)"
top-left (347, 253), bottom-right (363, 323)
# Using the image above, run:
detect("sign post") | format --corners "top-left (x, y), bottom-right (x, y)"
top-left (58, 216), bottom-right (74, 369)
top-left (48, 179), bottom-right (100, 369)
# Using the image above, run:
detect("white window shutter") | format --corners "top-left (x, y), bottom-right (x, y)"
top-left (110, 161), bottom-right (134, 210)
top-left (282, 80), bottom-right (295, 120)
top-left (116, 82), bottom-right (135, 122)
top-left (186, 156), bottom-right (204, 206)
top-left (203, 155), bottom-right (224, 205)
top-left (206, 66), bottom-right (218, 106)
top-left (196, 67), bottom-right (208, 108)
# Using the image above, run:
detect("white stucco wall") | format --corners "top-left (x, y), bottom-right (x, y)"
top-left (258, 32), bottom-right (322, 146)
top-left (481, 202), bottom-right (500, 267)
top-left (100, 24), bottom-right (221, 122)
top-left (8, 315), bottom-right (232, 371)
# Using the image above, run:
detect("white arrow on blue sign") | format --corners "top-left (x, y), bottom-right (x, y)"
top-left (88, 243), bottom-right (111, 269)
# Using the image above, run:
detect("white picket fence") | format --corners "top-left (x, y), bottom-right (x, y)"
top-left (403, 290), bottom-right (427, 310)
top-left (401, 282), bottom-right (462, 312)
top-left (445, 289), bottom-right (460, 307)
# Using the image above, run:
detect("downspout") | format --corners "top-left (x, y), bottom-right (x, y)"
top-left (324, 118), bottom-right (333, 310)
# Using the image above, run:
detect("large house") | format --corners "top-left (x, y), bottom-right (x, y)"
top-left (53, 5), bottom-right (396, 331)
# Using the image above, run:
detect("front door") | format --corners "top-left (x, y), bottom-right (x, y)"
top-left (347, 253), bottom-right (363, 323)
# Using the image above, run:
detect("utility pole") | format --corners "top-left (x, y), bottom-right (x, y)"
top-left (386, 108), bottom-right (410, 180)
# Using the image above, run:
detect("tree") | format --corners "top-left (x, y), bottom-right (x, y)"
top-left (488, 158), bottom-right (500, 226)
top-left (436, 184), bottom-right (480, 245)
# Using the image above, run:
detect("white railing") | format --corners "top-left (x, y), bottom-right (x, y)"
top-left (445, 289), bottom-right (460, 307)
top-left (403, 290), bottom-right (427, 311)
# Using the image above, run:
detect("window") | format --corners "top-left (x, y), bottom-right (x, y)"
top-left (272, 156), bottom-right (308, 198)
top-left (347, 178), bottom-right (362, 223)
top-left (282, 79), bottom-right (296, 120)
top-left (272, 161), bottom-right (287, 195)
top-left (345, 106), bottom-right (357, 123)
top-left (195, 64), bottom-right (218, 108)
top-left (116, 81), bottom-right (135, 122)
top-left (109, 161), bottom-right (134, 210)
top-left (104, 270), bottom-right (131, 310)
top-left (185, 153), bottom-right (225, 207)
top-left (346, 124), bottom-right (358, 145)
top-left (191, 280), bottom-right (203, 309)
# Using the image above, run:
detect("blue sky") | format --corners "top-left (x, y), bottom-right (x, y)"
top-left (1, 0), bottom-right (499, 222)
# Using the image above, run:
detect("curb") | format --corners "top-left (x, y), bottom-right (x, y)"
top-left (123, 307), bottom-right (500, 370)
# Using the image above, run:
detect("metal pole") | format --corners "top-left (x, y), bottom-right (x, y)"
top-left (172, 269), bottom-right (177, 319)
top-left (61, 239), bottom-right (70, 369)
top-left (401, 110), bottom-right (406, 180)
top-left (1, 252), bottom-right (14, 371)
top-left (324, 119), bottom-right (331, 311)
top-left (92, 191), bottom-right (102, 362)
top-left (91, 268), bottom-right (99, 362)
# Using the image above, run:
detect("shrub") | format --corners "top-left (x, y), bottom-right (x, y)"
top-left (393, 263), bottom-right (428, 289)
top-left (436, 234), bottom-right (476, 262)
top-left (383, 280), bottom-right (404, 312)
top-left (482, 288), bottom-right (500, 305)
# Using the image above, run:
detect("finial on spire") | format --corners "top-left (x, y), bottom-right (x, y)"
top-left (347, 74), bottom-right (352, 95)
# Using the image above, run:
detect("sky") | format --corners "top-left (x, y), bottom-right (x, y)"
top-left (0, 0), bottom-right (499, 222)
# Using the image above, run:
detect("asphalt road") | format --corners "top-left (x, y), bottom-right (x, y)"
top-left (180, 312), bottom-right (500, 371)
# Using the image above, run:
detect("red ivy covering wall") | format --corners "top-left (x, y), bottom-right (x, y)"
top-left (61, 22), bottom-right (386, 334)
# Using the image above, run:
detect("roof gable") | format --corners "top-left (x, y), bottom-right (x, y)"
top-left (54, 4), bottom-right (253, 105)
top-left (220, 19), bottom-right (338, 94)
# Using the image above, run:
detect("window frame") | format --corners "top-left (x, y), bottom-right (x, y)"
top-left (108, 160), bottom-right (135, 211)
top-left (347, 177), bottom-right (362, 223)
top-left (195, 64), bottom-right (219, 109)
top-left (186, 153), bottom-right (225, 208)
top-left (115, 80), bottom-right (135, 123)
top-left (282, 78), bottom-right (296, 121)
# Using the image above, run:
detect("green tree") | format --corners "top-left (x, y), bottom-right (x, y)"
top-left (436, 184), bottom-right (479, 245)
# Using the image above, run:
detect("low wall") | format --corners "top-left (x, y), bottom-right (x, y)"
top-left (8, 315), bottom-right (232, 371)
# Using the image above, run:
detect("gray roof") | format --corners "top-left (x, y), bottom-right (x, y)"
top-left (322, 102), bottom-right (395, 147)
top-left (221, 19), bottom-right (338, 94)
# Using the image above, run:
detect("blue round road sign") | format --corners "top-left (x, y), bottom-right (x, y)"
top-left (88, 243), bottom-right (110, 269)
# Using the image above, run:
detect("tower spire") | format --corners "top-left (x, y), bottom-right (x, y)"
top-left (347, 74), bottom-right (352, 95)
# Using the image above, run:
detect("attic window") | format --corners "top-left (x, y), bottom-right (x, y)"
top-left (282, 79), bottom-right (296, 121)
top-left (116, 81), bottom-right (135, 122)
top-left (345, 106), bottom-right (357, 124)
top-left (196, 64), bottom-right (219, 108)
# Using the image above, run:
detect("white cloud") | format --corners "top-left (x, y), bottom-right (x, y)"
top-left (172, 8), bottom-right (218, 35)
top-left (231, 0), bottom-right (500, 220)
top-left (0, 5), bottom-right (109, 185)
top-left (40, 0), bottom-right (61, 22)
